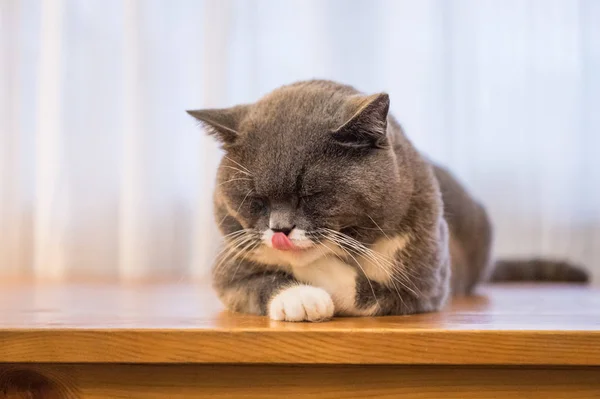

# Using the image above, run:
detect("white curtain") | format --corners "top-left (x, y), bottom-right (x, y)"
top-left (1, 0), bottom-right (599, 283)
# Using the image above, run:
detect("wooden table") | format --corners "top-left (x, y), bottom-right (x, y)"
top-left (0, 282), bottom-right (599, 398)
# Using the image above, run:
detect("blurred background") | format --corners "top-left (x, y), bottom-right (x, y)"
top-left (0, 0), bottom-right (598, 283)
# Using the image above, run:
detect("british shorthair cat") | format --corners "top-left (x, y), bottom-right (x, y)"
top-left (188, 80), bottom-right (588, 322)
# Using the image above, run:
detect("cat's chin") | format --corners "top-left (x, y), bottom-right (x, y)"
top-left (274, 246), bottom-right (312, 254)
top-left (249, 245), bottom-right (328, 268)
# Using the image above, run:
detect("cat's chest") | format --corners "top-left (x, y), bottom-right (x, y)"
top-left (291, 256), bottom-right (372, 316)
top-left (289, 234), bottom-right (409, 315)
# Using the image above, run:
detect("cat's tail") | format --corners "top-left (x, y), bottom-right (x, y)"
top-left (490, 258), bottom-right (590, 283)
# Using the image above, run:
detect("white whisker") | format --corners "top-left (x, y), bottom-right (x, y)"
top-left (223, 156), bottom-right (252, 174)
top-left (321, 228), bottom-right (421, 298)
top-left (213, 232), bottom-right (258, 277)
top-left (218, 177), bottom-right (252, 187)
top-left (230, 239), bottom-right (260, 281)
top-left (367, 214), bottom-right (390, 240)
top-left (221, 165), bottom-right (253, 177)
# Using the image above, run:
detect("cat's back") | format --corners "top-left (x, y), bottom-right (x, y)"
top-left (432, 164), bottom-right (493, 293)
top-left (385, 116), bottom-right (492, 293)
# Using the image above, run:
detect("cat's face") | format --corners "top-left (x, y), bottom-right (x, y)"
top-left (189, 81), bottom-right (406, 267)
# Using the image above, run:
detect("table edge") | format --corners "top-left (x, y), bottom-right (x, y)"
top-left (2, 329), bottom-right (599, 365)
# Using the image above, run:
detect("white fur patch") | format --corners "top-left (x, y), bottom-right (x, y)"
top-left (292, 256), bottom-right (378, 316)
top-left (357, 234), bottom-right (410, 283)
top-left (269, 285), bottom-right (334, 322)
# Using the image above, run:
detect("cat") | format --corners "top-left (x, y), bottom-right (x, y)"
top-left (188, 80), bottom-right (589, 322)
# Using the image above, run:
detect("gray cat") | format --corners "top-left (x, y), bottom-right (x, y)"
top-left (188, 80), bottom-right (588, 322)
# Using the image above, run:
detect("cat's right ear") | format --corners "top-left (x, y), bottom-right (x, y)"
top-left (186, 105), bottom-right (249, 146)
top-left (331, 93), bottom-right (390, 150)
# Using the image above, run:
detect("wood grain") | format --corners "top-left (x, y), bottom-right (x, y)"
top-left (1, 364), bottom-right (599, 399)
top-left (0, 282), bottom-right (599, 365)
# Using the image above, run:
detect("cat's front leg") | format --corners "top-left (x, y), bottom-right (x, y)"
top-left (353, 249), bottom-right (451, 316)
top-left (212, 257), bottom-right (334, 322)
top-left (354, 275), bottom-right (447, 316)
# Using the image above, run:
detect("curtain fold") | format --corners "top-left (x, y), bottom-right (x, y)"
top-left (1, 0), bottom-right (598, 282)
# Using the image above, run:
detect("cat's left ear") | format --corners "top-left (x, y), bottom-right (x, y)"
top-left (332, 93), bottom-right (390, 150)
top-left (187, 105), bottom-right (249, 146)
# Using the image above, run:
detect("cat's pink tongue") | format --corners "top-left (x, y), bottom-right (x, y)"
top-left (272, 232), bottom-right (295, 251)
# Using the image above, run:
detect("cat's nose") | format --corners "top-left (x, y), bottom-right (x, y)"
top-left (271, 225), bottom-right (295, 236)
top-left (269, 205), bottom-right (295, 236)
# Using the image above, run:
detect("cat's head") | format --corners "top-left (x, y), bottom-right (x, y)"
top-left (189, 81), bottom-right (411, 267)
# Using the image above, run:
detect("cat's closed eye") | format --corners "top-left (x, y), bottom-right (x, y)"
top-left (298, 191), bottom-right (324, 206)
top-left (248, 196), bottom-right (268, 214)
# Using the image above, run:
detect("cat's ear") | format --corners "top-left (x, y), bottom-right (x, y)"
top-left (332, 93), bottom-right (390, 149)
top-left (187, 105), bottom-right (249, 145)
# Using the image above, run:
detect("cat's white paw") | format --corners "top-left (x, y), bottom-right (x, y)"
top-left (269, 285), bottom-right (334, 322)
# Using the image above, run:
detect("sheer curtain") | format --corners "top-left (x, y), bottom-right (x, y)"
top-left (1, 0), bottom-right (599, 282)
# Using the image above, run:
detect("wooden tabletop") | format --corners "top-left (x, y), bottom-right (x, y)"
top-left (1, 282), bottom-right (599, 365)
